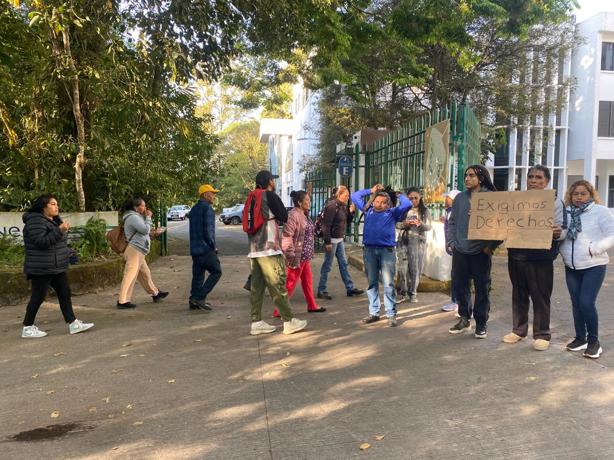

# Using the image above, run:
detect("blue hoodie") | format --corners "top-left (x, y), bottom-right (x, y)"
top-left (351, 189), bottom-right (412, 247)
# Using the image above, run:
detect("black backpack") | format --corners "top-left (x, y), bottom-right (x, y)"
top-left (314, 201), bottom-right (339, 239)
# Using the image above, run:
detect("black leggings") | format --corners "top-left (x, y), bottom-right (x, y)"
top-left (23, 273), bottom-right (76, 326)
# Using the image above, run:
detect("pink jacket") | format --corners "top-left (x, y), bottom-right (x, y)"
top-left (282, 208), bottom-right (307, 268)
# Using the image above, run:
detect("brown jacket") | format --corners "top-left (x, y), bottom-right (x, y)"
top-left (282, 207), bottom-right (308, 268)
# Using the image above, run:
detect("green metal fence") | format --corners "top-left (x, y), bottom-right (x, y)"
top-left (304, 101), bottom-right (481, 244)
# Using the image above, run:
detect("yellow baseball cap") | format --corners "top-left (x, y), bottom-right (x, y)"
top-left (198, 184), bottom-right (220, 195)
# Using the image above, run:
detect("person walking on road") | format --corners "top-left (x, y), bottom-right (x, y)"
top-left (502, 166), bottom-right (566, 351)
top-left (395, 187), bottom-right (432, 304)
top-left (447, 165), bottom-right (500, 339)
top-left (246, 170), bottom-right (307, 336)
top-left (351, 184), bottom-right (411, 327)
top-left (21, 194), bottom-right (94, 338)
top-left (559, 180), bottom-right (614, 359)
top-left (189, 184), bottom-right (223, 311)
top-left (317, 185), bottom-right (363, 300)
top-left (117, 197), bottom-right (168, 309)
top-left (274, 190), bottom-right (325, 317)
top-left (441, 190), bottom-right (460, 313)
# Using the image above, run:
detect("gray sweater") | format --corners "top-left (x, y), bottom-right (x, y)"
top-left (122, 210), bottom-right (152, 255)
top-left (446, 187), bottom-right (501, 255)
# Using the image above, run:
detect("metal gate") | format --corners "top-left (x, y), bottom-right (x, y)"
top-left (305, 101), bottom-right (481, 244)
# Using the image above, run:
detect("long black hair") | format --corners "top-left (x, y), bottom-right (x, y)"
top-left (290, 190), bottom-right (308, 208)
top-left (121, 197), bottom-right (144, 213)
top-left (383, 185), bottom-right (398, 207)
top-left (406, 187), bottom-right (428, 220)
top-left (466, 165), bottom-right (496, 191)
top-left (28, 194), bottom-right (57, 214)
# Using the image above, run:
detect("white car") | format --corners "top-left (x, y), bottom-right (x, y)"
top-left (167, 205), bottom-right (191, 221)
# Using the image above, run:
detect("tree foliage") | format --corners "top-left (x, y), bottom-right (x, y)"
top-left (211, 120), bottom-right (268, 210)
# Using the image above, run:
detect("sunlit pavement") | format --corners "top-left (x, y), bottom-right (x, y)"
top-left (1, 231), bottom-right (614, 459)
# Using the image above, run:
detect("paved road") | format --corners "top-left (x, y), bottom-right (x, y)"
top-left (2, 246), bottom-right (614, 458)
top-left (166, 219), bottom-right (248, 256)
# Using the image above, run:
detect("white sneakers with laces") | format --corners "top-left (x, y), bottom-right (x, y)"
top-left (69, 319), bottom-right (95, 335)
top-left (250, 320), bottom-right (277, 335)
top-left (21, 325), bottom-right (48, 338)
top-left (283, 318), bottom-right (307, 335)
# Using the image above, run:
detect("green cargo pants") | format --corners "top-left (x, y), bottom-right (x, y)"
top-left (250, 255), bottom-right (293, 322)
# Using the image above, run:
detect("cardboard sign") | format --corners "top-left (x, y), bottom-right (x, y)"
top-left (467, 190), bottom-right (555, 249)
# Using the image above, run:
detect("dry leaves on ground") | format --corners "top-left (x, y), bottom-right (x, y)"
top-left (359, 443), bottom-right (371, 451)
top-left (50, 411), bottom-right (60, 418)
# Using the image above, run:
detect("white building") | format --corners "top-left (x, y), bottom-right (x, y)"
top-left (490, 27), bottom-right (573, 197)
top-left (568, 12), bottom-right (614, 206)
top-left (259, 81), bottom-right (322, 206)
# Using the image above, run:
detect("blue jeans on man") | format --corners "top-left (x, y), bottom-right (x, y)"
top-left (318, 241), bottom-right (355, 294)
top-left (363, 246), bottom-right (397, 318)
top-left (191, 251), bottom-right (222, 302)
top-left (565, 264), bottom-right (606, 343)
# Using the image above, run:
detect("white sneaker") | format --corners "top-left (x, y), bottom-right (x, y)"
top-left (442, 302), bottom-right (458, 312)
top-left (250, 320), bottom-right (277, 336)
top-left (283, 317), bottom-right (307, 335)
top-left (69, 319), bottom-right (94, 335)
top-left (22, 325), bottom-right (48, 338)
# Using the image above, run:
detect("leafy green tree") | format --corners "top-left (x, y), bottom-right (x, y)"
top-left (212, 120), bottom-right (268, 210)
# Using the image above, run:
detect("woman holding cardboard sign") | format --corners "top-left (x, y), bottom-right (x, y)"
top-left (559, 180), bottom-right (614, 359)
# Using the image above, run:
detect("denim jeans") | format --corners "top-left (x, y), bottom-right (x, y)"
top-left (363, 246), bottom-right (396, 318)
top-left (190, 251), bottom-right (222, 301)
top-left (318, 240), bottom-right (355, 293)
top-left (565, 264), bottom-right (607, 343)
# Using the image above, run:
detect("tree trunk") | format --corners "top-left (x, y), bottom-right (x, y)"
top-left (49, 13), bottom-right (87, 211)
top-left (61, 28), bottom-right (87, 211)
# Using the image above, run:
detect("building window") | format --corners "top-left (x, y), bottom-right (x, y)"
top-left (609, 176), bottom-right (614, 208)
top-left (554, 130), bottom-right (561, 166)
top-left (494, 129), bottom-right (509, 167)
top-left (494, 169), bottom-right (509, 191)
top-left (598, 101), bottom-right (614, 137)
top-left (602, 42), bottom-right (614, 71)
top-left (514, 168), bottom-right (523, 191)
top-left (516, 130), bottom-right (524, 166)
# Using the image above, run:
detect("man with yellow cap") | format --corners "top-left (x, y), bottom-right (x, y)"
top-left (189, 184), bottom-right (222, 311)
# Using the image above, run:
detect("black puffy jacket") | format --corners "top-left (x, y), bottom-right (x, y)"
top-left (22, 212), bottom-right (69, 276)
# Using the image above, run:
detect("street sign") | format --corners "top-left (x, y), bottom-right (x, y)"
top-left (338, 155), bottom-right (353, 177)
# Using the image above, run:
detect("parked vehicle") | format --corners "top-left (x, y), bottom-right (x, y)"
top-left (166, 205), bottom-right (191, 221)
top-left (219, 204), bottom-right (244, 225)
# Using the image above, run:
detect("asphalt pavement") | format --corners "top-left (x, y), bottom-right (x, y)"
top-left (1, 225), bottom-right (614, 459)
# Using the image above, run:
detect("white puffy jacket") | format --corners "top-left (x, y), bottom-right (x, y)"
top-left (559, 203), bottom-right (614, 270)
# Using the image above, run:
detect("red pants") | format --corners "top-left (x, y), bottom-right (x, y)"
top-left (273, 260), bottom-right (319, 316)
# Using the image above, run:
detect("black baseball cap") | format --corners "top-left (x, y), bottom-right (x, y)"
top-left (255, 170), bottom-right (279, 188)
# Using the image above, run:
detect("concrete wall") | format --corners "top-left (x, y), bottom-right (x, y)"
top-left (0, 211), bottom-right (118, 242)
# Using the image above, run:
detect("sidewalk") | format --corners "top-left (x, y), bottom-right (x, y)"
top-left (1, 252), bottom-right (613, 459)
